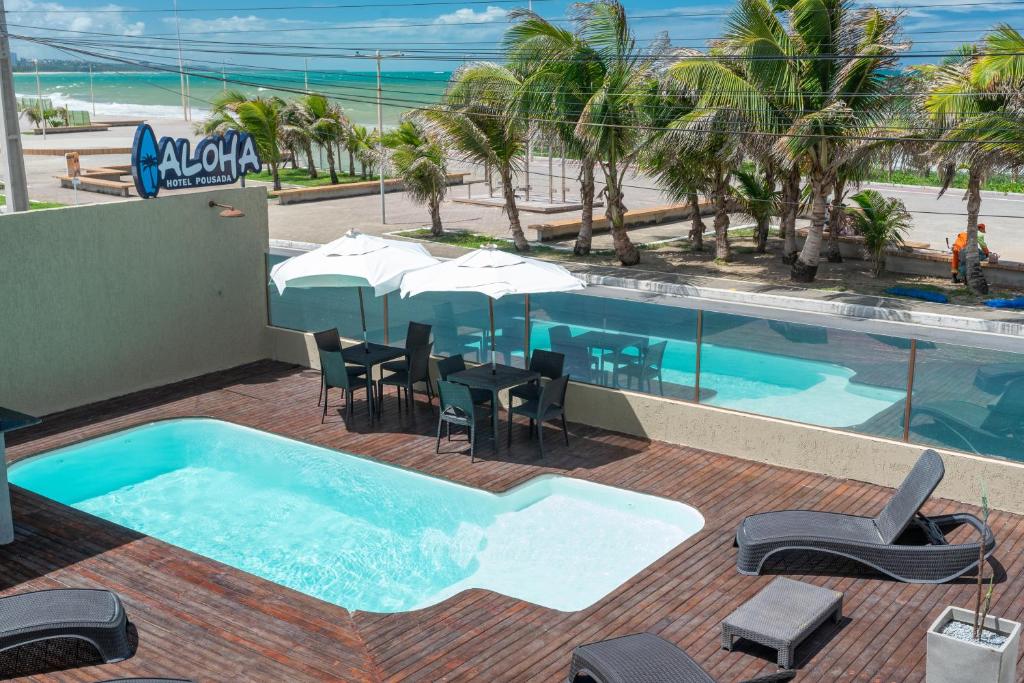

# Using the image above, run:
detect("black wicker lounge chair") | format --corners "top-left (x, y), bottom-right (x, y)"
top-left (0, 589), bottom-right (132, 664)
top-left (569, 633), bottom-right (795, 683)
top-left (735, 450), bottom-right (996, 583)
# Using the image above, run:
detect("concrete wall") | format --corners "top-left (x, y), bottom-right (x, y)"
top-left (269, 324), bottom-right (1024, 513)
top-left (0, 188), bottom-right (271, 416)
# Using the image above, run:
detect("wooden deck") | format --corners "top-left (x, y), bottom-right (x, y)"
top-left (3, 360), bottom-right (1022, 682)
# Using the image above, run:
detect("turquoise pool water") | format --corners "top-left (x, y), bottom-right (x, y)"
top-left (526, 321), bottom-right (905, 428)
top-left (10, 419), bottom-right (704, 613)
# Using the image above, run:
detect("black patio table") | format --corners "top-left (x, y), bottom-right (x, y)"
top-left (448, 363), bottom-right (541, 450)
top-left (342, 342), bottom-right (406, 418)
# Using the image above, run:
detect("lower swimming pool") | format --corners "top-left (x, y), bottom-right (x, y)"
top-left (10, 418), bottom-right (704, 613)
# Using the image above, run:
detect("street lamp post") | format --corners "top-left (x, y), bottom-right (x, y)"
top-left (173, 0), bottom-right (188, 121)
top-left (33, 59), bottom-right (44, 140)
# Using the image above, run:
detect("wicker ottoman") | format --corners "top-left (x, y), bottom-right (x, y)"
top-left (721, 577), bottom-right (843, 669)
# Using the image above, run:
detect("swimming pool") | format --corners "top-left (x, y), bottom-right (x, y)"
top-left (10, 418), bottom-right (704, 613)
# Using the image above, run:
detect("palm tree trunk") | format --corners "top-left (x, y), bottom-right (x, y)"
top-left (574, 159), bottom-right (596, 256)
top-left (500, 165), bottom-right (530, 251)
top-left (348, 151), bottom-right (355, 177)
top-left (826, 177), bottom-right (845, 263)
top-left (325, 144), bottom-right (339, 184)
top-left (756, 166), bottom-right (775, 254)
top-left (605, 160), bottom-right (639, 266)
top-left (429, 195), bottom-right (444, 237)
top-left (792, 174), bottom-right (827, 282)
top-left (781, 165), bottom-right (800, 263)
top-left (304, 143), bottom-right (318, 178)
top-left (688, 190), bottom-right (705, 251)
top-left (712, 168), bottom-right (730, 261)
top-left (965, 164), bottom-right (989, 294)
top-left (271, 162), bottom-right (281, 191)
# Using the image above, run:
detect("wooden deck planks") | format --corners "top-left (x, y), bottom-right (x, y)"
top-left (2, 360), bottom-right (1022, 682)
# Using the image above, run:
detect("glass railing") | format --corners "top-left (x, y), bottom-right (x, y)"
top-left (266, 252), bottom-right (1024, 463)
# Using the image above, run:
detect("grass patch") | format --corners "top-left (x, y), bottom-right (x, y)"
top-left (248, 167), bottom-right (379, 188)
top-left (0, 195), bottom-right (65, 210)
top-left (402, 229), bottom-right (561, 255)
top-left (869, 168), bottom-right (1024, 194)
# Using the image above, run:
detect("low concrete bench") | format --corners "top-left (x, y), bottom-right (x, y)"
top-left (276, 173), bottom-right (469, 205)
top-left (58, 175), bottom-right (132, 197)
top-left (886, 249), bottom-right (1024, 288)
top-left (33, 125), bottom-right (111, 135)
top-left (528, 201), bottom-right (712, 241)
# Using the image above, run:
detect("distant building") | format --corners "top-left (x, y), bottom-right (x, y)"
top-left (9, 52), bottom-right (17, 66)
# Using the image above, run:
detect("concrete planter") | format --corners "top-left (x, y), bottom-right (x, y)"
top-left (927, 606), bottom-right (1021, 683)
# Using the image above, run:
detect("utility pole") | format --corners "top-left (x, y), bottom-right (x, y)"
top-left (371, 50), bottom-right (402, 223)
top-left (33, 59), bottom-right (44, 140)
top-left (221, 62), bottom-right (226, 91)
top-left (304, 58), bottom-right (309, 92)
top-left (0, 0), bottom-right (29, 212)
top-left (184, 62), bottom-right (191, 121)
top-left (173, 0), bottom-right (188, 121)
top-left (88, 63), bottom-right (95, 117)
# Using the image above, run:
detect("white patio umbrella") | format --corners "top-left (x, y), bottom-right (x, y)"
top-left (270, 230), bottom-right (439, 346)
top-left (399, 245), bottom-right (585, 371)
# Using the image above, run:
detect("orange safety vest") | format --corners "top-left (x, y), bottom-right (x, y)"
top-left (951, 231), bottom-right (989, 272)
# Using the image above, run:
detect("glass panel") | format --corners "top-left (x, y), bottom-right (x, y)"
top-left (700, 312), bottom-right (910, 438)
top-left (384, 290), bottom-right (491, 363)
top-left (909, 342), bottom-right (1024, 462)
top-left (529, 292), bottom-right (699, 400)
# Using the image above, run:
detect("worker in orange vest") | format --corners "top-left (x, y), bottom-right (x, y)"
top-left (950, 223), bottom-right (999, 282)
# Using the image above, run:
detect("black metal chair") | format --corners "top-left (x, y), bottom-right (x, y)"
top-left (510, 349), bottom-right (565, 404)
top-left (436, 354), bottom-right (494, 412)
top-left (318, 347), bottom-right (372, 423)
top-left (508, 374), bottom-right (570, 457)
top-left (436, 380), bottom-right (484, 462)
top-left (313, 328), bottom-right (341, 406)
top-left (378, 342), bottom-right (434, 415)
top-left (381, 321), bottom-right (433, 374)
top-left (612, 340), bottom-right (667, 395)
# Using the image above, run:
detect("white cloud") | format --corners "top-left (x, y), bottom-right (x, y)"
top-left (6, 0), bottom-right (145, 46)
top-left (433, 6), bottom-right (507, 25)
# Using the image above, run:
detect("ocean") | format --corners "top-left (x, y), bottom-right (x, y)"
top-left (13, 69), bottom-right (450, 127)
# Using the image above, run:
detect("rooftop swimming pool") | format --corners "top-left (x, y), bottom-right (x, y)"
top-left (10, 418), bottom-right (704, 613)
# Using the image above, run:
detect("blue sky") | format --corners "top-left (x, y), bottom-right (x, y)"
top-left (7, 0), bottom-right (1023, 71)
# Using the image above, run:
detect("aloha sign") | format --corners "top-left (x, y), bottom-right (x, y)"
top-left (131, 123), bottom-right (262, 199)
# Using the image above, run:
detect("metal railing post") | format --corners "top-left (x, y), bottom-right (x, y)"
top-left (694, 310), bottom-right (703, 402)
top-left (524, 294), bottom-right (531, 367)
top-left (383, 294), bottom-right (390, 345)
top-left (264, 252), bottom-right (273, 327)
top-left (902, 338), bottom-right (918, 441)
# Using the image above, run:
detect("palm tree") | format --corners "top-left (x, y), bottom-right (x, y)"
top-left (195, 89), bottom-right (247, 135)
top-left (292, 94), bottom-right (345, 184)
top-left (236, 96), bottom-right (287, 191)
top-left (733, 168), bottom-right (780, 253)
top-left (346, 125), bottom-right (378, 179)
top-left (642, 141), bottom-right (710, 252)
top-left (282, 101), bottom-right (318, 179)
top-left (383, 118), bottom-right (450, 236)
top-left (922, 30), bottom-right (1024, 293)
top-left (422, 62), bottom-right (531, 251)
top-left (564, 0), bottom-right (663, 266)
top-left (776, 2), bottom-right (904, 282)
top-left (846, 189), bottom-right (910, 276)
top-left (504, 9), bottom-right (602, 255)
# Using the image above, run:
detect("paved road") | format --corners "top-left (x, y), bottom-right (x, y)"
top-left (862, 181), bottom-right (1024, 261)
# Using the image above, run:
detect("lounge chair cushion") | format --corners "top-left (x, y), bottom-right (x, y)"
top-left (568, 633), bottom-right (715, 683)
top-left (739, 511), bottom-right (882, 546)
top-left (0, 588), bottom-right (131, 663)
top-left (0, 589), bottom-right (122, 638)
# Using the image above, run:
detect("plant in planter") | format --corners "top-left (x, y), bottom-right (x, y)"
top-left (927, 487), bottom-right (1020, 683)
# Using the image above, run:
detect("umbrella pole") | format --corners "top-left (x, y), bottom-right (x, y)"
top-left (358, 287), bottom-right (369, 351)
top-left (489, 298), bottom-right (496, 374)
